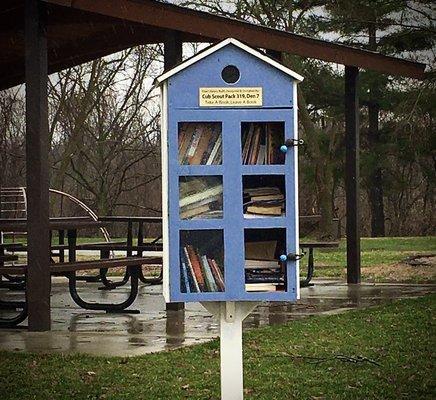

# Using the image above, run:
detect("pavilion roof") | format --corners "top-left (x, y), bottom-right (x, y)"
top-left (0, 0), bottom-right (426, 90)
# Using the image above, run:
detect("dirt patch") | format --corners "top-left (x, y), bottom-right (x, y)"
top-left (362, 256), bottom-right (436, 283)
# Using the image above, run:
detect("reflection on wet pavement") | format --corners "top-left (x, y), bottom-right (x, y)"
top-left (0, 279), bottom-right (434, 356)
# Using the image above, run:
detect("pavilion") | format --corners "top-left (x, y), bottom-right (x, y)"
top-left (0, 0), bottom-right (426, 331)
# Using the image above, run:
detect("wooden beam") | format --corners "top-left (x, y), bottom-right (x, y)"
top-left (43, 0), bottom-right (426, 79)
top-left (344, 66), bottom-right (361, 284)
top-left (164, 31), bottom-right (183, 72)
top-left (164, 30), bottom-right (184, 312)
top-left (25, 0), bottom-right (51, 331)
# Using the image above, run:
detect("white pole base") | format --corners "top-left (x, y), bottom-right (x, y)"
top-left (201, 302), bottom-right (259, 400)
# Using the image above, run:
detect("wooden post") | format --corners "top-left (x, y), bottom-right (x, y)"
top-left (265, 49), bottom-right (283, 62)
top-left (25, 0), bottom-right (51, 331)
top-left (344, 66), bottom-right (361, 284)
top-left (164, 31), bottom-right (184, 312)
top-left (164, 31), bottom-right (182, 72)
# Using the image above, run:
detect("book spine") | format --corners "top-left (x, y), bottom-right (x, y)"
top-left (180, 133), bottom-right (192, 165)
top-left (186, 129), bottom-right (202, 164)
top-left (250, 127), bottom-right (261, 164)
top-left (183, 247), bottom-right (200, 292)
top-left (207, 135), bottom-right (222, 165)
top-left (181, 262), bottom-right (191, 293)
top-left (179, 184), bottom-right (223, 208)
top-left (208, 258), bottom-right (225, 291)
top-left (200, 131), bottom-right (216, 165)
top-left (243, 125), bottom-right (254, 164)
top-left (186, 245), bottom-right (205, 291)
top-left (201, 255), bottom-right (218, 292)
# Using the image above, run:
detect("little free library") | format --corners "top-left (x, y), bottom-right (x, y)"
top-left (156, 38), bottom-right (304, 304)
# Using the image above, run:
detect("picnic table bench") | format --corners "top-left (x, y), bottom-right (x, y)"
top-left (0, 217), bottom-right (163, 328)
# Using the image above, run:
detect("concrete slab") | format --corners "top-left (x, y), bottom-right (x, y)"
top-left (0, 279), bottom-right (434, 357)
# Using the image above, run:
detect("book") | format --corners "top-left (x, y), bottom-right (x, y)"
top-left (246, 205), bottom-right (282, 215)
top-left (181, 262), bottom-right (190, 293)
top-left (186, 245), bottom-right (206, 291)
top-left (206, 135), bottom-right (222, 165)
top-left (243, 185), bottom-right (284, 217)
top-left (245, 240), bottom-right (277, 260)
top-left (245, 259), bottom-right (280, 269)
top-left (180, 204), bottom-right (210, 220)
top-left (201, 255), bottom-right (218, 292)
top-left (245, 283), bottom-right (277, 292)
top-left (182, 247), bottom-right (200, 292)
top-left (251, 194), bottom-right (284, 201)
top-left (245, 272), bottom-right (284, 284)
top-left (208, 258), bottom-right (225, 291)
top-left (179, 184), bottom-right (223, 208)
top-left (178, 124), bottom-right (195, 164)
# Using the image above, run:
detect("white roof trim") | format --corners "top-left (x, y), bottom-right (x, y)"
top-left (155, 38), bottom-right (304, 85)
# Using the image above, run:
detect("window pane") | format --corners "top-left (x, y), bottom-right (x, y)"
top-left (180, 230), bottom-right (225, 293)
top-left (178, 122), bottom-right (222, 165)
top-left (241, 122), bottom-right (285, 165)
top-left (243, 175), bottom-right (285, 218)
top-left (179, 176), bottom-right (223, 220)
top-left (244, 228), bottom-right (286, 293)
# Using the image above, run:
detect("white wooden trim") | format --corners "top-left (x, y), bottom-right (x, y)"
top-left (293, 82), bottom-right (300, 300)
top-left (155, 38), bottom-right (304, 85)
top-left (161, 81), bottom-right (170, 302)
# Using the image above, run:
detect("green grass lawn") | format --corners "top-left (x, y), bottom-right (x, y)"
top-left (304, 236), bottom-right (436, 282)
top-left (0, 295), bottom-right (434, 399)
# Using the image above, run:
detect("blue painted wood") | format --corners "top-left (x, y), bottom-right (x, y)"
top-left (169, 45), bottom-right (294, 110)
top-left (165, 43), bottom-right (299, 302)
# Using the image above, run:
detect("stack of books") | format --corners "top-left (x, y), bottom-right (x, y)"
top-left (244, 240), bottom-right (285, 292)
top-left (178, 123), bottom-right (222, 165)
top-left (241, 123), bottom-right (284, 165)
top-left (180, 245), bottom-right (225, 293)
top-left (243, 186), bottom-right (284, 217)
top-left (179, 178), bottom-right (223, 219)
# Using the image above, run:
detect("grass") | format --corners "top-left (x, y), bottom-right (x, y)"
top-left (0, 295), bottom-right (434, 399)
top-left (304, 236), bottom-right (436, 282)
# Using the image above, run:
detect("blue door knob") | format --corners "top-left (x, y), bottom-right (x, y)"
top-left (279, 145), bottom-right (288, 153)
top-left (279, 254), bottom-right (288, 262)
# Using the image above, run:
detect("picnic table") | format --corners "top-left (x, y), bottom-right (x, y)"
top-left (0, 217), bottom-right (162, 327)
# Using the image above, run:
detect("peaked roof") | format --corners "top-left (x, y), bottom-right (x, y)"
top-left (155, 38), bottom-right (304, 85)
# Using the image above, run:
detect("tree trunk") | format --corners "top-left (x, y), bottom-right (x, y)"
top-left (297, 90), bottom-right (335, 240)
top-left (367, 102), bottom-right (385, 236)
top-left (367, 25), bottom-right (385, 236)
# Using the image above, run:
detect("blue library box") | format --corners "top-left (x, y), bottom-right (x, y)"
top-left (156, 38), bottom-right (304, 303)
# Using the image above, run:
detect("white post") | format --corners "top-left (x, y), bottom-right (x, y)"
top-left (220, 302), bottom-right (243, 400)
top-left (201, 301), bottom-right (258, 400)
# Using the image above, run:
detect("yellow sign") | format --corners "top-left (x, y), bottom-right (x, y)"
top-left (199, 87), bottom-right (262, 107)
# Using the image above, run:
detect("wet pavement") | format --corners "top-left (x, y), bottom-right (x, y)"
top-left (0, 279), bottom-right (434, 356)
